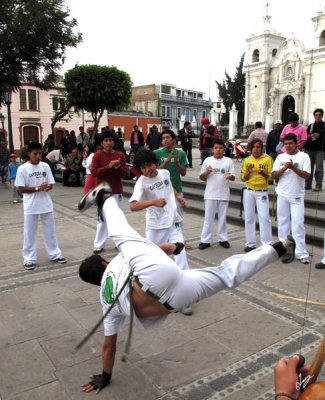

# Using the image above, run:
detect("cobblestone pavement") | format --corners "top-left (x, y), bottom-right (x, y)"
top-left (0, 161), bottom-right (324, 399)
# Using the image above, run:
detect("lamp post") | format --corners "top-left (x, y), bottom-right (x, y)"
top-left (0, 113), bottom-right (5, 137)
top-left (4, 91), bottom-right (14, 153)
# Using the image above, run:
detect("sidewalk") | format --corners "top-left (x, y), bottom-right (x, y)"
top-left (0, 167), bottom-right (324, 399)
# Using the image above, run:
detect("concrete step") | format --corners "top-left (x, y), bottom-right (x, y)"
top-left (122, 178), bottom-right (325, 247)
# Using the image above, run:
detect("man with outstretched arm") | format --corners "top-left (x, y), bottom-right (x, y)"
top-left (77, 183), bottom-right (296, 394)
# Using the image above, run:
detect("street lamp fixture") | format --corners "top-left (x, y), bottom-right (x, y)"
top-left (3, 91), bottom-right (14, 153)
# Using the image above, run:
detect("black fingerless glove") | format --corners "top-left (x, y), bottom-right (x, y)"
top-left (89, 370), bottom-right (112, 390)
top-left (173, 242), bottom-right (184, 255)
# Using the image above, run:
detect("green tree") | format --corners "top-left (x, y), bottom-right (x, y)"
top-left (0, 0), bottom-right (82, 98)
top-left (64, 65), bottom-right (132, 133)
top-left (216, 54), bottom-right (246, 127)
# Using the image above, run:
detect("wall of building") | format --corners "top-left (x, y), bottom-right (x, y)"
top-left (108, 115), bottom-right (161, 141)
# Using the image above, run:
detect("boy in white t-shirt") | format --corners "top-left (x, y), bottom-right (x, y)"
top-left (15, 142), bottom-right (67, 270)
top-left (129, 149), bottom-right (189, 271)
top-left (272, 133), bottom-right (311, 263)
top-left (198, 139), bottom-right (235, 250)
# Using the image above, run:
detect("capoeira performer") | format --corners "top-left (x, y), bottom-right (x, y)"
top-left (129, 149), bottom-right (191, 314)
top-left (198, 139), bottom-right (235, 250)
top-left (77, 183), bottom-right (295, 394)
top-left (240, 138), bottom-right (273, 252)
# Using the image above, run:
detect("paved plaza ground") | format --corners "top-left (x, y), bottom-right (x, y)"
top-left (0, 152), bottom-right (325, 400)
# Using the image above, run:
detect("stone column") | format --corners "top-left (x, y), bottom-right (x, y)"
top-left (265, 109), bottom-right (273, 132)
top-left (229, 104), bottom-right (238, 139)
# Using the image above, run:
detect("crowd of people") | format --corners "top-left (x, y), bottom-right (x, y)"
top-left (1, 109), bottom-right (324, 396)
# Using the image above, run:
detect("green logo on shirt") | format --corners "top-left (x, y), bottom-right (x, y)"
top-left (103, 275), bottom-right (115, 304)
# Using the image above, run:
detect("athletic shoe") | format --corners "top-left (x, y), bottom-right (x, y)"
top-left (279, 235), bottom-right (295, 264)
top-left (315, 262), bottom-right (325, 269)
top-left (181, 306), bottom-right (193, 315)
top-left (313, 185), bottom-right (322, 192)
top-left (305, 186), bottom-right (312, 190)
top-left (24, 262), bottom-right (35, 270)
top-left (198, 243), bottom-right (210, 250)
top-left (244, 246), bottom-right (255, 252)
top-left (219, 241), bottom-right (230, 249)
top-left (93, 247), bottom-right (104, 254)
top-left (300, 257), bottom-right (310, 264)
top-left (78, 183), bottom-right (111, 212)
top-left (52, 257), bottom-right (67, 264)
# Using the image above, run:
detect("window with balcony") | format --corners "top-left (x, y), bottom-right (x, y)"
top-left (198, 93), bottom-right (203, 99)
top-left (161, 105), bottom-right (166, 117)
top-left (176, 90), bottom-right (181, 97)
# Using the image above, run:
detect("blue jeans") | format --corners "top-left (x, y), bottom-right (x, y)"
top-left (306, 150), bottom-right (324, 188)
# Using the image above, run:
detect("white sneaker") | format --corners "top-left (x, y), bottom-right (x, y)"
top-left (181, 306), bottom-right (193, 316)
top-left (300, 257), bottom-right (310, 264)
top-left (93, 247), bottom-right (104, 254)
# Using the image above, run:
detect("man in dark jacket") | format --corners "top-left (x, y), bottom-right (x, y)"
top-left (130, 125), bottom-right (144, 152)
top-left (266, 120), bottom-right (283, 160)
top-left (178, 121), bottom-right (195, 168)
top-left (146, 125), bottom-right (161, 150)
top-left (304, 108), bottom-right (325, 191)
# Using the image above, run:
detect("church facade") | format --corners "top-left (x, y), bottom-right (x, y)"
top-left (244, 9), bottom-right (325, 128)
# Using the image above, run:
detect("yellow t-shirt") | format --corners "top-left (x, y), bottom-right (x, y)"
top-left (240, 154), bottom-right (273, 190)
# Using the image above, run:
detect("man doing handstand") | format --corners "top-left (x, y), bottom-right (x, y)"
top-left (77, 183), bottom-right (295, 394)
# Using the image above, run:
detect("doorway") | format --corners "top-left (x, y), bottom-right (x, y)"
top-left (281, 96), bottom-right (295, 126)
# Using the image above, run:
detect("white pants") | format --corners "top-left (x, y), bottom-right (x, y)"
top-left (23, 212), bottom-right (62, 263)
top-left (277, 195), bottom-right (309, 259)
top-left (146, 223), bottom-right (189, 270)
top-left (94, 194), bottom-right (122, 249)
top-left (243, 189), bottom-right (272, 247)
top-left (103, 197), bottom-right (279, 311)
top-left (200, 199), bottom-right (228, 243)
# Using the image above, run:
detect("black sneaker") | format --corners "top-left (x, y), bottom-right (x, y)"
top-left (78, 183), bottom-right (111, 212)
top-left (219, 241), bottom-right (230, 249)
top-left (244, 246), bottom-right (255, 252)
top-left (24, 262), bottom-right (35, 270)
top-left (52, 257), bottom-right (67, 264)
top-left (198, 243), bottom-right (210, 250)
top-left (280, 235), bottom-right (295, 264)
top-left (315, 262), bottom-right (325, 269)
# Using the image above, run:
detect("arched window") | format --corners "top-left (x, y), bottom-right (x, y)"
top-left (272, 48), bottom-right (277, 57)
top-left (320, 30), bottom-right (325, 47)
top-left (252, 49), bottom-right (260, 62)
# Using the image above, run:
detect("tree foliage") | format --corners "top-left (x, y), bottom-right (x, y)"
top-left (0, 0), bottom-right (82, 98)
top-left (64, 65), bottom-right (132, 133)
top-left (216, 54), bottom-right (246, 127)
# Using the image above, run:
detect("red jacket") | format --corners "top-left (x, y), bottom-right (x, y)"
top-left (90, 150), bottom-right (127, 193)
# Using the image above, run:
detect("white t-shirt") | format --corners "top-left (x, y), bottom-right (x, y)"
top-left (46, 149), bottom-right (61, 163)
top-left (15, 161), bottom-right (55, 214)
top-left (101, 254), bottom-right (167, 336)
top-left (129, 169), bottom-right (181, 229)
top-left (272, 151), bottom-right (311, 197)
top-left (200, 156), bottom-right (235, 200)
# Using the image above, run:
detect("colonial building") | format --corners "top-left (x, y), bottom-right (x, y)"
top-left (131, 83), bottom-right (212, 132)
top-left (244, 7), bottom-right (325, 128)
top-left (0, 78), bottom-right (106, 153)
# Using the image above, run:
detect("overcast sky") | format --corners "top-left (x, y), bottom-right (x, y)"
top-left (61, 0), bottom-right (324, 100)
